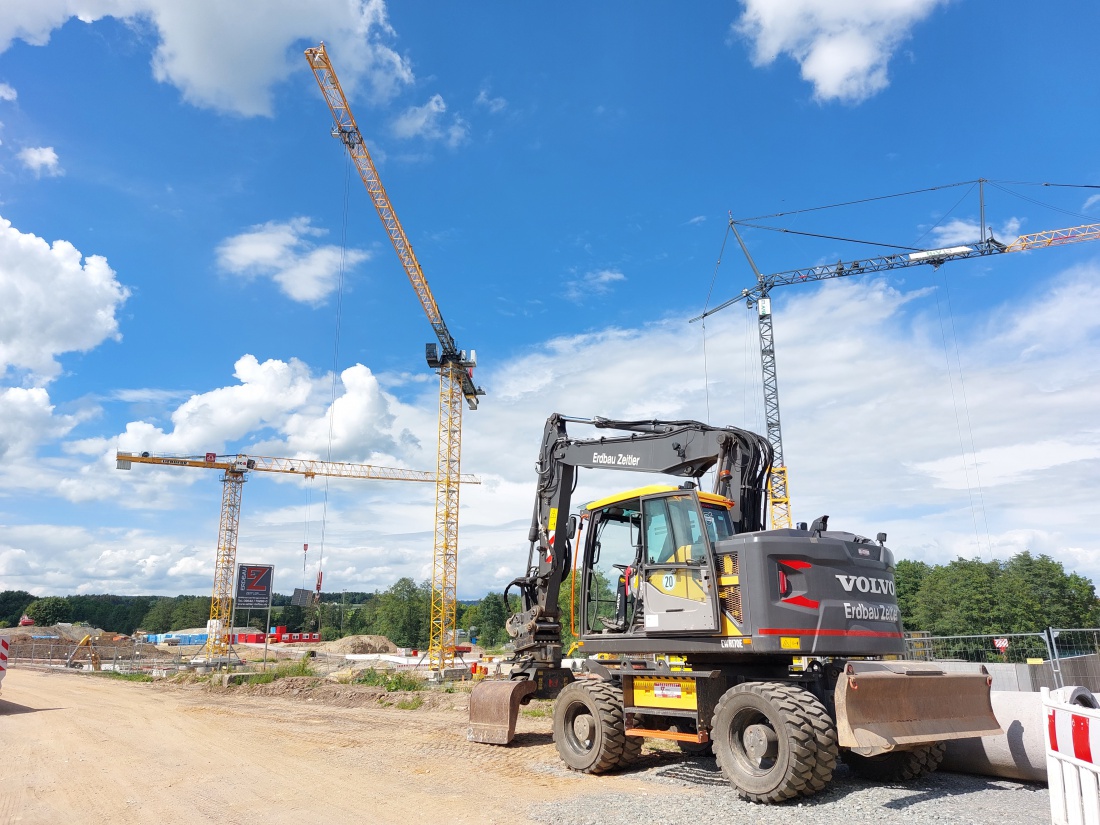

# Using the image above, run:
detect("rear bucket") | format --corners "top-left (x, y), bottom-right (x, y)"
top-left (467, 679), bottom-right (537, 745)
top-left (834, 661), bottom-right (1002, 755)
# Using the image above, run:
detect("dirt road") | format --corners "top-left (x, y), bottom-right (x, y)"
top-left (1, 668), bottom-right (1052, 825)
top-left (0, 668), bottom-right (678, 825)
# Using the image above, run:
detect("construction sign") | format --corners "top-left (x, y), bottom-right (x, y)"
top-left (235, 564), bottom-right (274, 610)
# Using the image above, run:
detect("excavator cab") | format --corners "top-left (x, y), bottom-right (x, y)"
top-left (580, 485), bottom-right (726, 637)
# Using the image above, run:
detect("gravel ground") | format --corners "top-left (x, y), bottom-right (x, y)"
top-left (528, 755), bottom-right (1050, 825)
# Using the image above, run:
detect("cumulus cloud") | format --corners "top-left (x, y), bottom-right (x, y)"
top-left (13, 257), bottom-right (1100, 596)
top-left (113, 354), bottom-right (317, 455)
top-left (0, 0), bottom-right (414, 117)
top-left (216, 217), bottom-right (369, 304)
top-left (17, 145), bottom-right (62, 177)
top-left (60, 355), bottom-right (425, 506)
top-left (734, 0), bottom-right (948, 103)
top-left (0, 82), bottom-right (15, 101)
top-left (564, 268), bottom-right (626, 302)
top-left (391, 94), bottom-right (469, 148)
top-left (0, 387), bottom-right (80, 463)
top-left (0, 216), bottom-right (130, 383)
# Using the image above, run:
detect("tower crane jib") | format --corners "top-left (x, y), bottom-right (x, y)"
top-left (117, 450), bottom-right (479, 662)
top-left (691, 216), bottom-right (1100, 530)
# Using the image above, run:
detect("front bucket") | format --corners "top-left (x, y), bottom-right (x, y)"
top-left (834, 661), bottom-right (1002, 755)
top-left (467, 679), bottom-right (537, 745)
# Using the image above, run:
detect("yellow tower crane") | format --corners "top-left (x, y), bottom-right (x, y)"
top-left (305, 43), bottom-right (485, 673)
top-left (117, 450), bottom-right (480, 662)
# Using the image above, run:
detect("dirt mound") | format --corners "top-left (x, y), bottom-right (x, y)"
top-left (323, 635), bottom-right (398, 655)
top-left (221, 676), bottom-right (470, 711)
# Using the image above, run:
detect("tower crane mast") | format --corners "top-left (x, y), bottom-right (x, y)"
top-left (305, 43), bottom-right (484, 673)
top-left (692, 209), bottom-right (1100, 530)
top-left (117, 450), bottom-right (479, 661)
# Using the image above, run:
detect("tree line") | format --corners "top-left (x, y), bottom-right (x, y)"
top-left (3, 551), bottom-right (1096, 647)
top-left (0, 579), bottom-right (515, 650)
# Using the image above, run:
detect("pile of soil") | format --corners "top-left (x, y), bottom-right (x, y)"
top-left (322, 635), bottom-right (398, 655)
top-left (222, 676), bottom-right (471, 711)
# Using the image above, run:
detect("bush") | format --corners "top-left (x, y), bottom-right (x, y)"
top-left (104, 672), bottom-right (154, 682)
top-left (354, 667), bottom-right (423, 692)
top-left (274, 654), bottom-right (315, 678)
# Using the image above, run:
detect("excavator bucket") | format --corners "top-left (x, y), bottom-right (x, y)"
top-left (833, 661), bottom-right (1002, 755)
top-left (467, 679), bottom-right (537, 745)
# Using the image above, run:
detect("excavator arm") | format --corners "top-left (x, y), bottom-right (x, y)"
top-left (468, 414), bottom-right (770, 744)
top-left (506, 415), bottom-right (771, 664)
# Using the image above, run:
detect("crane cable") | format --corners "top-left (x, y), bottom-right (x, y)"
top-left (932, 268), bottom-right (994, 563)
top-left (699, 222), bottom-right (733, 426)
top-left (307, 150), bottom-right (354, 608)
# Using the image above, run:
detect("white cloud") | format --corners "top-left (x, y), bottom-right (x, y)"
top-left (0, 82), bottom-right (16, 101)
top-left (60, 355), bottom-right (426, 506)
top-left (564, 268), bottom-right (626, 302)
top-left (11, 258), bottom-right (1100, 597)
top-left (391, 94), bottom-right (469, 148)
top-left (115, 354), bottom-right (317, 455)
top-left (1084, 194), bottom-right (1100, 212)
top-left (17, 145), bottom-right (63, 177)
top-left (0, 216), bottom-right (130, 383)
top-left (0, 387), bottom-right (80, 462)
top-left (927, 216), bottom-right (1021, 247)
top-left (474, 87), bottom-right (506, 113)
top-left (734, 0), bottom-right (948, 103)
top-left (216, 217), bottom-right (369, 304)
top-left (0, 0), bottom-right (414, 117)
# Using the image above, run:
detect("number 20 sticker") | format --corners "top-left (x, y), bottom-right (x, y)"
top-left (662, 573), bottom-right (676, 590)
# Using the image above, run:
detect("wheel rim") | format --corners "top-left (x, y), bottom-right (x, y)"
top-left (724, 705), bottom-right (782, 777)
top-left (562, 699), bottom-right (598, 756)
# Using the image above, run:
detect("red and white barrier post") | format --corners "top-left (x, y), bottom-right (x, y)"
top-left (1044, 686), bottom-right (1100, 825)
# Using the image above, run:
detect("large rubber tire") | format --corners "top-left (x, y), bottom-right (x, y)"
top-left (843, 742), bottom-right (946, 782)
top-left (553, 680), bottom-right (630, 774)
top-left (801, 695), bottom-right (839, 793)
top-left (712, 682), bottom-right (836, 803)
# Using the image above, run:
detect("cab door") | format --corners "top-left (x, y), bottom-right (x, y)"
top-left (638, 492), bottom-right (718, 633)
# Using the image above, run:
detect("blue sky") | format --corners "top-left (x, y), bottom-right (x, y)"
top-left (1, 1), bottom-right (1099, 601)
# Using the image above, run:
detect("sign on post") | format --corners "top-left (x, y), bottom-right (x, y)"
top-left (235, 564), bottom-right (274, 610)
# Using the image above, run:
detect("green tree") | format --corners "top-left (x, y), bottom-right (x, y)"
top-left (140, 598), bottom-right (176, 634)
top-left (0, 590), bottom-right (35, 626)
top-left (280, 604), bottom-right (306, 632)
top-left (907, 552), bottom-right (1100, 636)
top-left (24, 596), bottom-right (73, 626)
top-left (377, 578), bottom-right (430, 648)
top-left (909, 558), bottom-right (999, 636)
top-left (170, 597), bottom-right (211, 630)
top-left (990, 552), bottom-right (1100, 632)
top-left (894, 559), bottom-right (931, 629)
top-left (477, 591), bottom-right (508, 648)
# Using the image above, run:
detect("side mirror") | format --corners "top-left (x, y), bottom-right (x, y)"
top-left (566, 515), bottom-right (578, 540)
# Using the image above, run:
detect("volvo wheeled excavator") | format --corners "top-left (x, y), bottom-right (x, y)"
top-left (468, 414), bottom-right (1001, 803)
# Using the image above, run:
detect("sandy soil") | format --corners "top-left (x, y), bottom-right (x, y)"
top-left (0, 668), bottom-right (681, 825)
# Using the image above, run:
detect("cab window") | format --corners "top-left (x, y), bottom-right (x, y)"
top-left (643, 495), bottom-right (708, 564)
top-left (701, 503), bottom-right (735, 542)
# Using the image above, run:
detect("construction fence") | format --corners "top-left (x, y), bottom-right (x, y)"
top-left (1, 638), bottom-right (309, 676)
top-left (905, 628), bottom-right (1100, 693)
